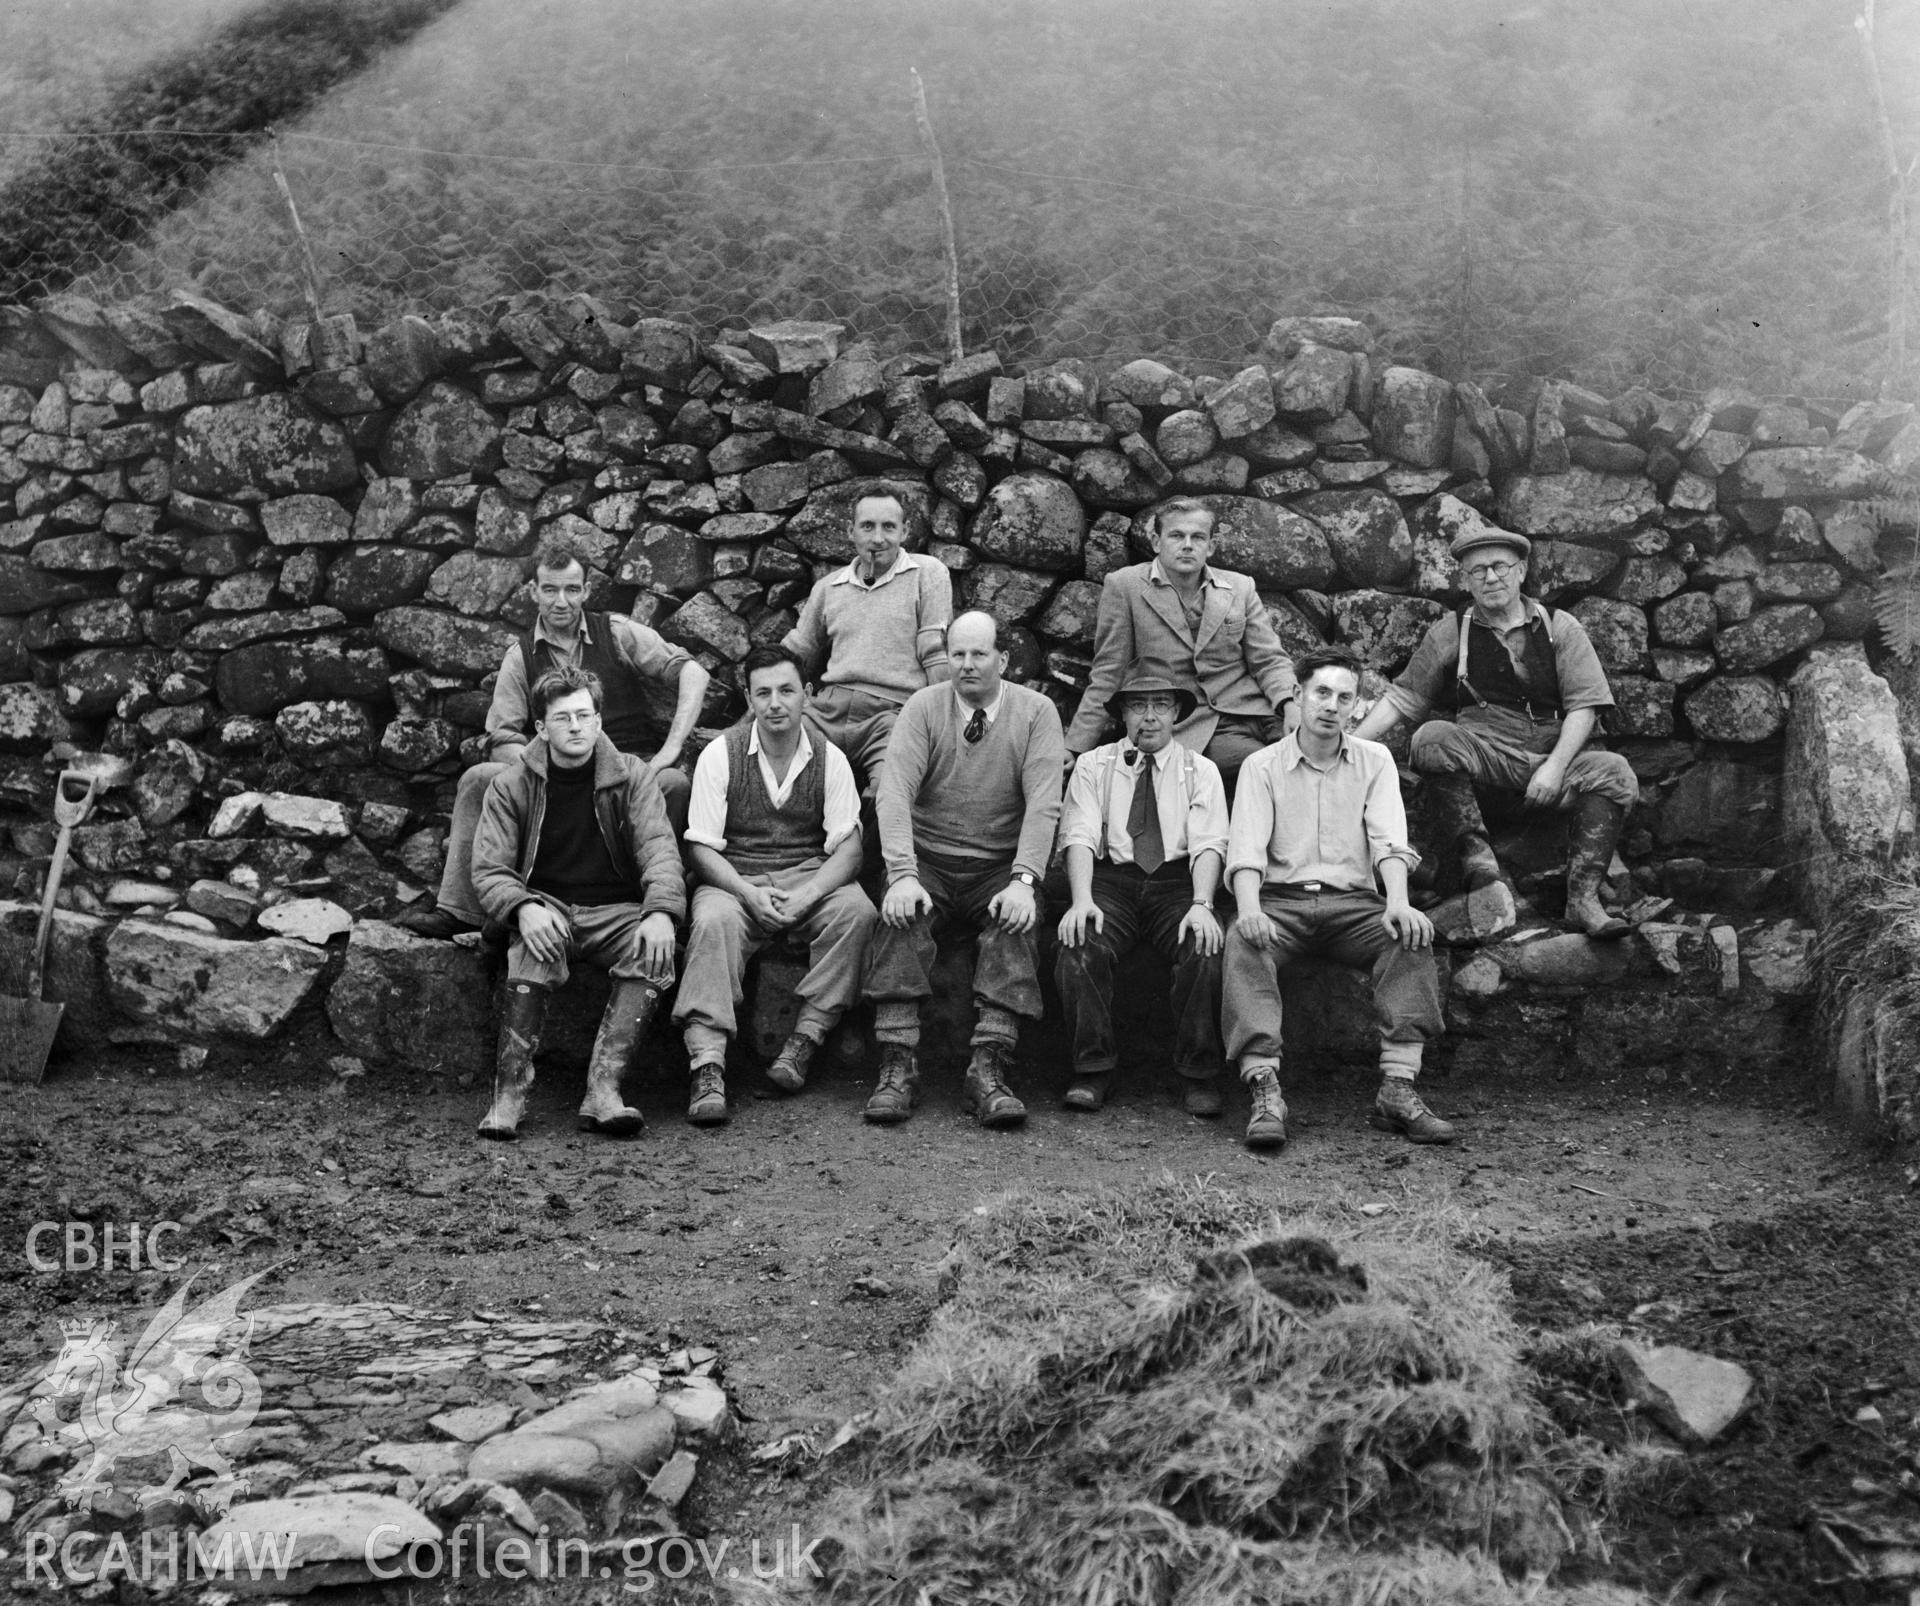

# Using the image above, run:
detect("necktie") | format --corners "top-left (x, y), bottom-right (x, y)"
top-left (1128, 753), bottom-right (1165, 875)
top-left (964, 707), bottom-right (986, 745)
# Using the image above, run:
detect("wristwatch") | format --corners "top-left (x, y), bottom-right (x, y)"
top-left (1012, 871), bottom-right (1037, 888)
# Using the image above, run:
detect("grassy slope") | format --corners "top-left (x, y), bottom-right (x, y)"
top-left (43, 0), bottom-right (1920, 399)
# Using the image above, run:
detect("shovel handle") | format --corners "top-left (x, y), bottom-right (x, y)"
top-left (28, 772), bottom-right (97, 1001)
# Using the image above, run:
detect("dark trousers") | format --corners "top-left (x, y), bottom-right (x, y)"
top-left (1206, 712), bottom-right (1287, 798)
top-left (1055, 860), bottom-right (1223, 1081)
top-left (1222, 886), bottom-right (1443, 1071)
top-left (863, 848), bottom-right (1044, 1045)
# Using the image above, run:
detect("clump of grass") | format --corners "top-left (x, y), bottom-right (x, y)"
top-left (1815, 872), bottom-right (1920, 1141)
top-left (818, 1175), bottom-right (1654, 1606)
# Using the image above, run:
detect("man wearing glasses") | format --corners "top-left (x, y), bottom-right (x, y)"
top-left (1054, 659), bottom-right (1230, 1117)
top-left (858, 611), bottom-right (1065, 1129)
top-left (469, 668), bottom-right (685, 1140)
top-left (1351, 526), bottom-right (1638, 939)
top-left (400, 532), bottom-right (709, 939)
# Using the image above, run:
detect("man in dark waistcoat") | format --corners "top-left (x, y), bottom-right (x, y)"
top-left (671, 646), bottom-right (877, 1126)
top-left (399, 532), bottom-right (710, 938)
top-left (1350, 525), bottom-right (1639, 938)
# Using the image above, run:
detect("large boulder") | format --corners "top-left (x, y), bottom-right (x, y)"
top-left (1682, 675), bottom-right (1786, 743)
top-left (327, 919), bottom-right (494, 1071)
top-left (104, 921), bottom-right (326, 1039)
top-left (1294, 490), bottom-right (1412, 588)
top-left (1370, 366), bottom-right (1456, 468)
top-left (783, 479), bottom-right (931, 562)
top-left (969, 472), bottom-right (1086, 571)
top-left (172, 394), bottom-right (358, 497)
top-left (375, 606), bottom-right (518, 676)
top-left (1714, 605), bottom-right (1823, 673)
top-left (1720, 446), bottom-right (1884, 502)
top-left (1781, 650), bottom-right (1913, 921)
top-left (1567, 597), bottom-right (1649, 675)
top-left (1182, 496), bottom-right (1336, 591)
top-left (213, 636), bottom-right (391, 717)
top-left (326, 546), bottom-right (438, 613)
top-left (1496, 469), bottom-right (1660, 538)
top-left (382, 381), bottom-right (502, 478)
top-left (1331, 591), bottom-right (1447, 673)
top-left (426, 551), bottom-right (525, 618)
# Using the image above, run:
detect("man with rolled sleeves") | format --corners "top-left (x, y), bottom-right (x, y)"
top-left (1055, 658), bottom-right (1229, 1116)
top-left (469, 667), bottom-right (686, 1141)
top-left (1350, 524), bottom-right (1639, 939)
top-left (399, 531), bottom-right (710, 938)
top-left (781, 488), bottom-right (953, 795)
top-left (1223, 645), bottom-right (1450, 1153)
top-left (859, 611), bottom-right (1065, 1129)
top-left (1064, 496), bottom-right (1296, 794)
top-left (672, 645), bottom-right (877, 1127)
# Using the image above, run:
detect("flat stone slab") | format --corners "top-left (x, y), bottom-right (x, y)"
top-left (430, 1403), bottom-right (517, 1444)
top-left (197, 1491), bottom-right (438, 1591)
top-left (257, 898), bottom-right (353, 946)
top-left (104, 921), bottom-right (327, 1039)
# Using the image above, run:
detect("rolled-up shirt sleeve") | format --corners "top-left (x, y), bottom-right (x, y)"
top-left (820, 741), bottom-right (861, 853)
top-left (1057, 750), bottom-right (1108, 857)
top-left (1186, 755), bottom-right (1230, 864)
top-left (1381, 615), bottom-right (1457, 726)
top-left (1226, 752), bottom-right (1278, 883)
top-left (1550, 611), bottom-right (1616, 712)
top-left (1360, 744), bottom-right (1420, 873)
top-left (684, 739), bottom-right (731, 852)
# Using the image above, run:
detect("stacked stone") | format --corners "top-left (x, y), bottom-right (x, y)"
top-left (0, 290), bottom-right (1916, 932)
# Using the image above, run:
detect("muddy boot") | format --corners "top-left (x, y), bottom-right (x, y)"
top-left (1243, 1067), bottom-right (1288, 1152)
top-left (478, 981), bottom-right (548, 1140)
top-left (1426, 773), bottom-right (1503, 892)
top-left (962, 1042), bottom-right (1027, 1129)
top-left (767, 1033), bottom-right (817, 1093)
top-left (687, 1062), bottom-right (729, 1126)
top-left (578, 980), bottom-right (658, 1136)
top-left (1368, 1077), bottom-right (1456, 1144)
top-left (1565, 794), bottom-right (1631, 940)
top-left (863, 1044), bottom-right (919, 1124)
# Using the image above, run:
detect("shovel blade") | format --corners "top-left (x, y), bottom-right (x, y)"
top-left (0, 993), bottom-right (63, 1084)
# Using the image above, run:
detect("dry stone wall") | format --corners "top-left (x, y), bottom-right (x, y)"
top-left (1, 290), bottom-right (1917, 941)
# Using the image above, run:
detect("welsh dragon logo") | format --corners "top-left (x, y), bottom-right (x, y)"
top-left (28, 1271), bottom-right (267, 1513)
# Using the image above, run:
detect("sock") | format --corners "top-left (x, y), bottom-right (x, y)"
top-left (874, 1000), bottom-right (920, 1046)
top-left (1379, 1041), bottom-right (1423, 1082)
top-left (1239, 1055), bottom-right (1281, 1086)
top-left (794, 1004), bottom-right (835, 1044)
top-left (970, 1003), bottom-right (1019, 1049)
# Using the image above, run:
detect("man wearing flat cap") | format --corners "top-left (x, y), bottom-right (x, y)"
top-left (1054, 659), bottom-right (1231, 1115)
top-left (1351, 523), bottom-right (1639, 938)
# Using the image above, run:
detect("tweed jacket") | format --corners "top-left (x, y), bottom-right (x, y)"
top-left (1065, 560), bottom-right (1297, 754)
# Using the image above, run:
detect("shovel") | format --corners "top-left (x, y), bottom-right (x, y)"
top-left (1, 770), bottom-right (99, 1084)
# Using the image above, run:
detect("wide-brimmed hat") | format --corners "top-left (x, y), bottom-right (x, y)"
top-left (1109, 658), bottom-right (1198, 724)
top-left (1449, 524), bottom-right (1531, 563)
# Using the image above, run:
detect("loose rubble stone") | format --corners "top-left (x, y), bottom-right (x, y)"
top-left (1270, 344), bottom-right (1351, 422)
top-left (1105, 359), bottom-right (1194, 411)
top-left (326, 919), bottom-right (493, 1070)
top-left (1489, 933), bottom-right (1632, 987)
top-left (261, 793), bottom-right (353, 840)
top-left (1204, 365), bottom-right (1276, 439)
top-left (1614, 1343), bottom-right (1753, 1446)
top-left (744, 320), bottom-right (843, 375)
top-left (1370, 366), bottom-right (1455, 468)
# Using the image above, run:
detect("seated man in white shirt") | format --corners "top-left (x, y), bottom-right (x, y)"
top-left (672, 645), bottom-right (877, 1126)
top-left (1054, 659), bottom-right (1230, 1115)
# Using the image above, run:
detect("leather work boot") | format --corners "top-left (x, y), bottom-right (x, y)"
top-left (687, 1063), bottom-right (729, 1126)
top-left (863, 1044), bottom-right (920, 1124)
top-left (962, 1042), bottom-right (1028, 1129)
top-left (767, 1033), bottom-right (817, 1093)
top-left (397, 903), bottom-right (476, 939)
top-left (478, 981), bottom-right (549, 1140)
top-left (1183, 1076), bottom-right (1225, 1118)
top-left (1368, 1077), bottom-right (1457, 1144)
top-left (578, 980), bottom-right (658, 1137)
top-left (1243, 1067), bottom-right (1289, 1152)
top-left (1564, 793), bottom-right (1632, 940)
top-left (1426, 773), bottom-right (1504, 892)
top-left (1062, 1073), bottom-right (1111, 1111)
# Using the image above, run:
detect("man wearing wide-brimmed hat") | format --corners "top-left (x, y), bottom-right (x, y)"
top-left (1055, 658), bottom-right (1231, 1116)
top-left (1351, 522), bottom-right (1639, 939)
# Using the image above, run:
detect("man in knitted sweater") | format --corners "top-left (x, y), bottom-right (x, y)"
top-left (672, 645), bottom-right (878, 1126)
top-left (469, 667), bottom-right (686, 1141)
top-left (782, 488), bottom-right (953, 795)
top-left (860, 611), bottom-right (1066, 1128)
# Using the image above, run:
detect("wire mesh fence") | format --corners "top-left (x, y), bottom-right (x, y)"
top-left (0, 118), bottom-right (1903, 403)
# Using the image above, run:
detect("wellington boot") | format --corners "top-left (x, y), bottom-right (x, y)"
top-left (478, 982), bottom-right (548, 1140)
top-left (578, 980), bottom-right (659, 1136)
top-left (1425, 773), bottom-right (1504, 891)
top-left (1565, 794), bottom-right (1631, 940)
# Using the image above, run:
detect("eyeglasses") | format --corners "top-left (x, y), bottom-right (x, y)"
top-left (1125, 696), bottom-right (1181, 715)
top-left (543, 710), bottom-right (599, 727)
top-left (1462, 559), bottom-right (1521, 581)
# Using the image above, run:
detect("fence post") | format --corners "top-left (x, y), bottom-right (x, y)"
top-left (1856, 2), bottom-right (1912, 396)
top-left (910, 67), bottom-right (965, 366)
top-left (269, 129), bottom-right (327, 321)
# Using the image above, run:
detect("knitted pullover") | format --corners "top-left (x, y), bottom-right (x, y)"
top-left (875, 681), bottom-right (1065, 883)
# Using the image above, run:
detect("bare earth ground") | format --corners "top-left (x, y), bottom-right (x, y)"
top-left (4, 1026), bottom-right (1916, 1605)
